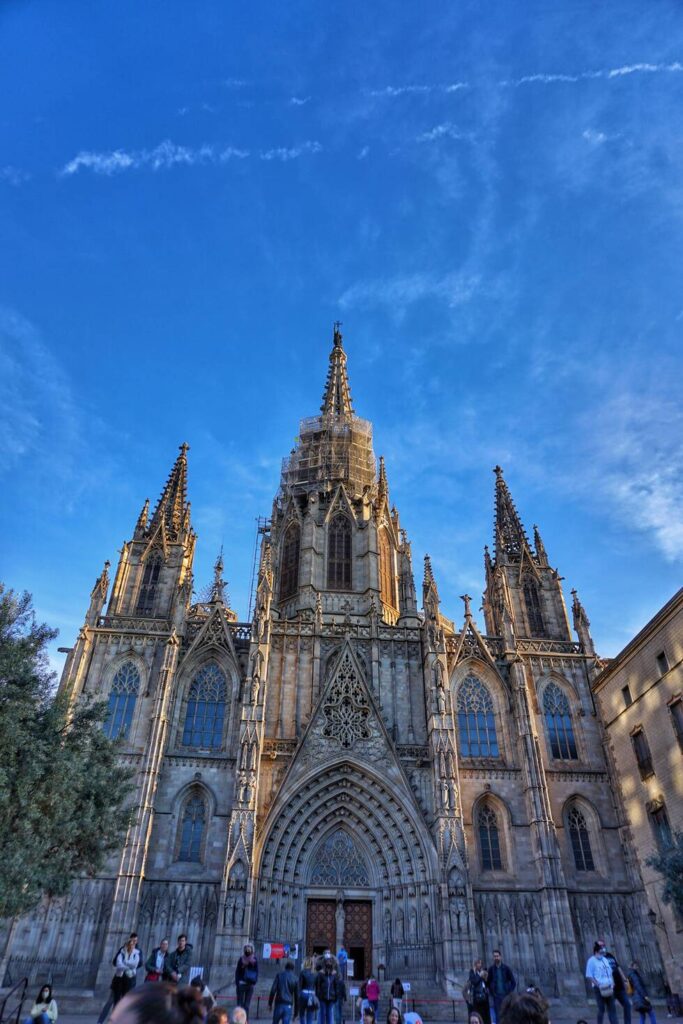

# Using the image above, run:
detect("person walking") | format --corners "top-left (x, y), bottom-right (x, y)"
top-left (316, 957), bottom-right (340, 1024)
top-left (268, 961), bottom-right (298, 1024)
top-left (390, 980), bottom-right (404, 1012)
top-left (464, 959), bottom-right (490, 1024)
top-left (23, 984), bottom-right (58, 1024)
top-left (586, 942), bottom-right (618, 1024)
top-left (235, 944), bottom-right (259, 1017)
top-left (164, 935), bottom-right (194, 986)
top-left (487, 950), bottom-right (516, 1024)
top-left (601, 943), bottom-right (631, 1024)
top-left (299, 957), bottom-right (318, 1024)
top-left (144, 939), bottom-right (169, 982)
top-left (627, 963), bottom-right (656, 1024)
top-left (365, 978), bottom-right (380, 1018)
top-left (98, 935), bottom-right (142, 1024)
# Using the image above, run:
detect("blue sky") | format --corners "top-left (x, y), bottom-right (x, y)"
top-left (2, 0), bottom-right (682, 672)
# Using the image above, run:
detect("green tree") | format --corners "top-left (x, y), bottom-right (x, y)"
top-left (646, 831), bottom-right (683, 917)
top-left (0, 584), bottom-right (133, 919)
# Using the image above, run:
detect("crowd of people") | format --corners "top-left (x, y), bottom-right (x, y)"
top-left (20, 932), bottom-right (670, 1024)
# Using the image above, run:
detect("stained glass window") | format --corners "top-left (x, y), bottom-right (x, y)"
top-left (523, 577), bottom-right (544, 636)
top-left (457, 676), bottom-right (499, 758)
top-left (310, 830), bottom-right (370, 886)
top-left (328, 514), bottom-right (352, 590)
top-left (104, 662), bottom-right (140, 740)
top-left (178, 791), bottom-right (206, 862)
top-left (478, 805), bottom-right (503, 870)
top-left (567, 806), bottom-right (595, 871)
top-left (543, 682), bottom-right (578, 759)
top-left (280, 521), bottom-right (300, 600)
top-left (136, 553), bottom-right (162, 615)
top-left (182, 663), bottom-right (227, 748)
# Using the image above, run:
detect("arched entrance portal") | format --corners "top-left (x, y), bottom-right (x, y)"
top-left (254, 760), bottom-right (440, 983)
top-left (306, 830), bottom-right (373, 978)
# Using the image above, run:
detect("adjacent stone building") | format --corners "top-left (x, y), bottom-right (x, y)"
top-left (1, 327), bottom-right (664, 997)
top-left (593, 588), bottom-right (683, 995)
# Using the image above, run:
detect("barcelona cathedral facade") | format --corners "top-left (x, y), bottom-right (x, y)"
top-left (2, 328), bottom-right (664, 997)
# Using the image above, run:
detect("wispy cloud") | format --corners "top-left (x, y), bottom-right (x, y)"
top-left (0, 165), bottom-right (30, 185)
top-left (289, 96), bottom-right (310, 106)
top-left (60, 138), bottom-right (322, 176)
top-left (357, 146), bottom-right (370, 160)
top-left (417, 123), bottom-right (470, 143)
top-left (339, 270), bottom-right (480, 317)
top-left (369, 82), bottom-right (467, 98)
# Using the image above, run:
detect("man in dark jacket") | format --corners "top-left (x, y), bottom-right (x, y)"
top-left (316, 961), bottom-right (340, 1024)
top-left (602, 942), bottom-right (631, 1024)
top-left (487, 950), bottom-right (516, 1023)
top-left (164, 933), bottom-right (193, 985)
top-left (269, 960), bottom-right (298, 1024)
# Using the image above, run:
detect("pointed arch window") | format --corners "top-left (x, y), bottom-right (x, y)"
top-left (523, 576), bottom-right (544, 636)
top-left (178, 789), bottom-right (206, 862)
top-left (328, 514), bottom-right (352, 590)
top-left (543, 682), bottom-right (578, 760)
top-left (457, 676), bottom-right (499, 758)
top-left (182, 663), bottom-right (227, 749)
top-left (567, 805), bottom-right (595, 871)
top-left (104, 662), bottom-right (140, 740)
top-left (478, 804), bottom-right (503, 871)
top-left (280, 521), bottom-right (301, 600)
top-left (136, 552), bottom-right (162, 615)
top-left (379, 528), bottom-right (397, 609)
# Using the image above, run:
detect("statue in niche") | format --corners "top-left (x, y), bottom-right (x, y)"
top-left (225, 892), bottom-right (236, 928)
top-left (396, 908), bottom-right (404, 942)
top-left (234, 891), bottom-right (246, 928)
top-left (335, 892), bottom-right (345, 948)
top-left (408, 907), bottom-right (417, 943)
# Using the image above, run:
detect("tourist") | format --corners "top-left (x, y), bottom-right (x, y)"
top-left (337, 947), bottom-right (348, 981)
top-left (299, 957), bottom-right (318, 1024)
top-left (98, 934), bottom-right (143, 1024)
top-left (165, 935), bottom-right (194, 986)
top-left (235, 944), bottom-right (259, 1017)
top-left (627, 963), bottom-right (656, 1024)
top-left (268, 960), bottom-right (298, 1024)
top-left (464, 959), bottom-right (490, 1024)
top-left (468, 1014), bottom-right (485, 1024)
top-left (190, 974), bottom-right (216, 1013)
top-left (316, 957), bottom-right (341, 1024)
top-left (228, 1011), bottom-right (245, 1024)
top-left (386, 1008), bottom-right (402, 1024)
top-left (316, 950), bottom-right (339, 973)
top-left (110, 983), bottom-right (204, 1024)
top-left (145, 939), bottom-right (169, 982)
top-left (366, 974), bottom-right (382, 1015)
top-left (390, 980), bottom-right (404, 1012)
top-left (24, 984), bottom-right (58, 1024)
top-left (601, 942), bottom-right (631, 1024)
top-left (586, 942), bottom-right (618, 1024)
top-left (487, 950), bottom-right (516, 1023)
top-left (361, 1008), bottom-right (375, 1024)
top-left (498, 992), bottom-right (549, 1024)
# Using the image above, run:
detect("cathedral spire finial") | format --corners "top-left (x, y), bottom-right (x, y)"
top-left (461, 593), bottom-right (473, 619)
top-left (321, 323), bottom-right (355, 418)
top-left (211, 548), bottom-right (226, 603)
top-left (571, 587), bottom-right (595, 655)
top-left (377, 455), bottom-right (389, 505)
top-left (492, 465), bottom-right (533, 565)
top-left (149, 443), bottom-right (190, 541)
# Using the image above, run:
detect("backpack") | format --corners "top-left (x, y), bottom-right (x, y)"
top-left (112, 946), bottom-right (123, 967)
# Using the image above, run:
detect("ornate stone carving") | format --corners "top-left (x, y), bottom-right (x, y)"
top-left (322, 649), bottom-right (371, 749)
top-left (309, 830), bottom-right (370, 886)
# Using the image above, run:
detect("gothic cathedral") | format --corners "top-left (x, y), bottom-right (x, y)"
top-left (4, 327), bottom-right (662, 997)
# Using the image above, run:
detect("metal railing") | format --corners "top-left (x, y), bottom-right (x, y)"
top-left (0, 977), bottom-right (27, 1024)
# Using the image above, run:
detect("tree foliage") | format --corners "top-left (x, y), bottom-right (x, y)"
top-left (646, 831), bottom-right (683, 917)
top-left (0, 584), bottom-right (133, 919)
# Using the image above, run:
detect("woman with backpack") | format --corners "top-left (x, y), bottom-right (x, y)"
top-left (464, 959), bottom-right (490, 1024)
top-left (235, 944), bottom-right (259, 1018)
top-left (628, 962), bottom-right (657, 1024)
top-left (299, 957), bottom-right (318, 1024)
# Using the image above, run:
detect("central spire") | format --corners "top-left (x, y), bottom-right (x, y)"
top-left (320, 322), bottom-right (355, 419)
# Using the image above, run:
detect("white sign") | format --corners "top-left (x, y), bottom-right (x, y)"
top-left (350, 988), bottom-right (360, 997)
top-left (403, 982), bottom-right (411, 992)
top-left (347, 959), bottom-right (355, 978)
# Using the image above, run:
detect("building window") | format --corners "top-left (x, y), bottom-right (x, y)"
top-left (378, 528), bottom-right (397, 609)
top-left (542, 682), bottom-right (578, 760)
top-left (104, 662), bottom-right (140, 740)
top-left (622, 684), bottom-right (633, 708)
top-left (656, 651), bottom-right (669, 677)
top-left (136, 552), bottom-right (162, 615)
top-left (567, 806), bottom-right (595, 871)
top-left (632, 728), bottom-right (654, 780)
top-left (669, 698), bottom-right (683, 753)
top-left (178, 790), bottom-right (206, 862)
top-left (457, 676), bottom-right (499, 758)
top-left (327, 514), bottom-right (352, 590)
top-left (650, 803), bottom-right (672, 850)
top-left (182, 663), bottom-right (227, 749)
top-left (478, 805), bottom-right (503, 871)
top-left (523, 577), bottom-right (544, 636)
top-left (280, 521), bottom-right (301, 600)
